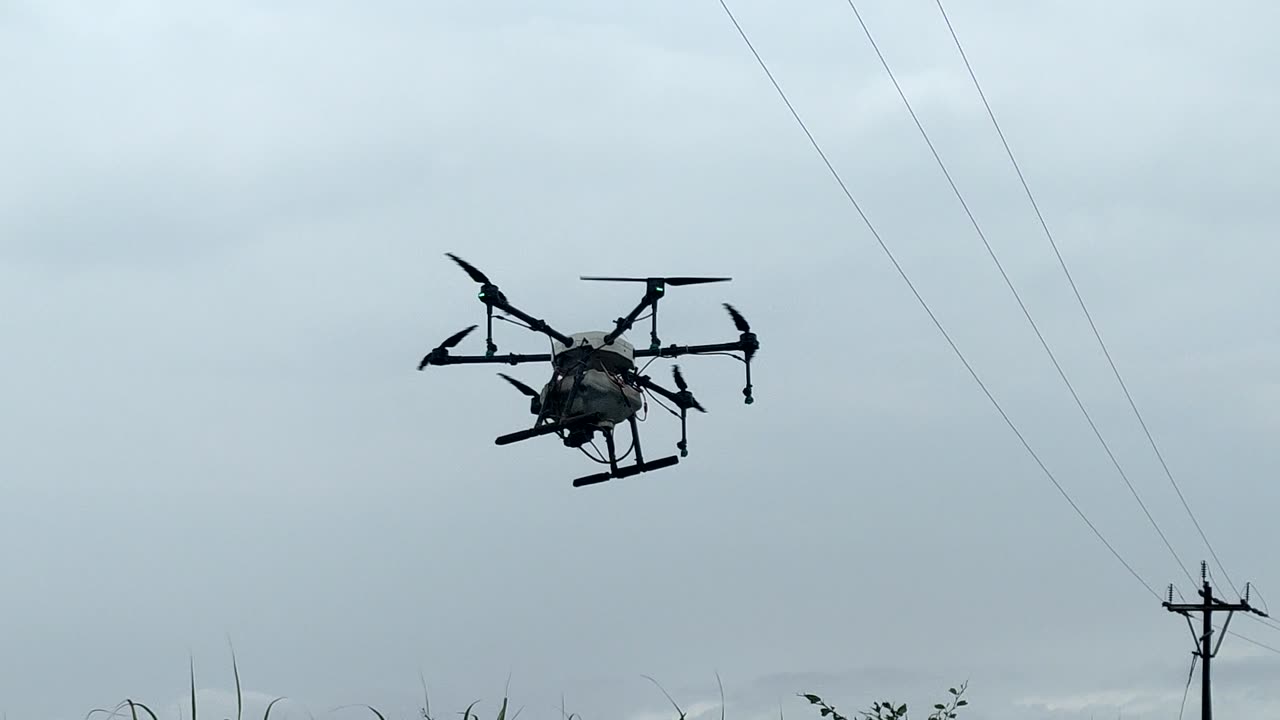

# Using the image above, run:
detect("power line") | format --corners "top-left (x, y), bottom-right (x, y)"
top-left (1226, 628), bottom-right (1280, 656)
top-left (714, 0), bottom-right (1157, 599)
top-left (930, 0), bottom-right (1240, 598)
top-left (836, 0), bottom-right (1195, 589)
top-left (1178, 655), bottom-right (1197, 720)
top-left (1179, 585), bottom-right (1280, 651)
top-left (715, 0), bottom-right (1280, 664)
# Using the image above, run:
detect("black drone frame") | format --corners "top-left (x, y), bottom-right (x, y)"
top-left (418, 253), bottom-right (759, 487)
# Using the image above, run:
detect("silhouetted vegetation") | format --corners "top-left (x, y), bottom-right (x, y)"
top-left (84, 650), bottom-right (970, 720)
top-left (800, 682), bottom-right (968, 720)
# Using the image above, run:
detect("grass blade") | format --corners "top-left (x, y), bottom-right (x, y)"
top-left (418, 669), bottom-right (432, 720)
top-left (228, 638), bottom-right (243, 720)
top-left (128, 701), bottom-right (160, 720)
top-left (263, 698), bottom-right (287, 720)
top-left (641, 675), bottom-right (685, 720)
top-left (333, 705), bottom-right (387, 720)
top-left (189, 656), bottom-right (197, 720)
top-left (715, 672), bottom-right (725, 720)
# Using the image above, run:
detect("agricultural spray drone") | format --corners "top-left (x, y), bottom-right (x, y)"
top-left (417, 253), bottom-right (760, 487)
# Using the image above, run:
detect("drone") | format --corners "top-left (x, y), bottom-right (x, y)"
top-left (417, 253), bottom-right (760, 488)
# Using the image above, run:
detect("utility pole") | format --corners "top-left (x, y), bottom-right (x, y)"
top-left (1163, 561), bottom-right (1270, 720)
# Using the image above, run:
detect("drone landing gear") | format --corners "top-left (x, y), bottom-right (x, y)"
top-left (572, 455), bottom-right (680, 488)
top-left (571, 416), bottom-right (679, 488)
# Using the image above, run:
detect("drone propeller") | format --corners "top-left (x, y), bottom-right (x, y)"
top-left (446, 252), bottom-right (492, 285)
top-left (580, 275), bottom-right (731, 286)
top-left (438, 324), bottom-right (477, 350)
top-left (723, 302), bottom-right (751, 333)
top-left (497, 373), bottom-right (540, 399)
top-left (498, 372), bottom-right (543, 415)
top-left (417, 324), bottom-right (477, 369)
top-left (672, 364), bottom-right (689, 391)
top-left (671, 365), bottom-right (707, 413)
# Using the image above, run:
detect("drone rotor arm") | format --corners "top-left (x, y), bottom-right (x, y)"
top-left (632, 374), bottom-right (683, 406)
top-left (420, 351), bottom-right (554, 367)
top-left (634, 336), bottom-right (759, 404)
top-left (633, 339), bottom-right (753, 358)
top-left (601, 283), bottom-right (665, 346)
top-left (484, 295), bottom-right (574, 347)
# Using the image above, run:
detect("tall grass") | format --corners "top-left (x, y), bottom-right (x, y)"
top-left (81, 650), bottom-right (968, 720)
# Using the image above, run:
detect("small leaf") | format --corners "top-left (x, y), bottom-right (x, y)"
top-left (933, 705), bottom-right (944, 711)
top-left (955, 701), bottom-right (967, 707)
top-left (948, 689), bottom-right (957, 696)
top-left (803, 695), bottom-right (821, 705)
top-left (896, 705), bottom-right (906, 715)
top-left (821, 709), bottom-right (831, 717)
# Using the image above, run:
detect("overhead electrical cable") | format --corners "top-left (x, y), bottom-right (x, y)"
top-left (836, 0), bottom-right (1194, 588)
top-left (931, 0), bottom-right (1240, 598)
top-left (1224, 629), bottom-right (1280, 655)
top-left (714, 0), bottom-right (1158, 599)
top-left (1177, 655), bottom-right (1196, 720)
top-left (715, 0), bottom-right (1280, 658)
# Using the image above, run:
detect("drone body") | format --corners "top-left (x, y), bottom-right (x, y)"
top-left (418, 253), bottom-right (760, 487)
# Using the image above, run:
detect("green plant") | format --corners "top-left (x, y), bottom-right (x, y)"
top-left (800, 681), bottom-right (968, 720)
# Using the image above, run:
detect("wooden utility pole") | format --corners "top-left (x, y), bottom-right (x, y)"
top-left (1163, 562), bottom-right (1269, 720)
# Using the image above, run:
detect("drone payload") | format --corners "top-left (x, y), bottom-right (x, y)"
top-left (548, 332), bottom-right (644, 428)
top-left (417, 253), bottom-right (760, 488)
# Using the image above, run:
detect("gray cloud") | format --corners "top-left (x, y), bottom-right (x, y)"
top-left (2, 1), bottom-right (1278, 719)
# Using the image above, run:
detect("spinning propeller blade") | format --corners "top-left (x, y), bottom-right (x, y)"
top-left (672, 364), bottom-right (689, 391)
top-left (580, 275), bottom-right (731, 286)
top-left (672, 364), bottom-right (707, 413)
top-left (497, 373), bottom-right (540, 399)
top-left (446, 252), bottom-right (492, 285)
top-left (438, 324), bottom-right (477, 350)
top-left (723, 302), bottom-right (751, 333)
top-left (418, 325), bottom-right (477, 369)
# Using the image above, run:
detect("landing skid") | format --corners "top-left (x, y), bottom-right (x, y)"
top-left (495, 411), bottom-right (683, 488)
top-left (572, 455), bottom-right (680, 488)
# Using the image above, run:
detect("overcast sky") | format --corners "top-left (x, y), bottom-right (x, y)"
top-left (2, 1), bottom-right (1278, 719)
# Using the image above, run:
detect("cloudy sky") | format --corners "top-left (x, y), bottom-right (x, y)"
top-left (2, 1), bottom-right (1278, 718)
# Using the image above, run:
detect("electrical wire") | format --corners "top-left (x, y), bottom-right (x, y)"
top-left (1171, 584), bottom-right (1280, 653)
top-left (837, 0), bottom-right (1194, 588)
top-left (495, 314), bottom-right (534, 331)
top-left (1239, 585), bottom-right (1280, 634)
top-left (1177, 654), bottom-right (1196, 720)
top-left (690, 351), bottom-right (746, 362)
top-left (1224, 629), bottom-right (1280, 655)
top-left (931, 0), bottom-right (1238, 597)
top-left (1250, 584), bottom-right (1271, 615)
top-left (615, 432), bottom-right (638, 463)
top-left (579, 440), bottom-right (610, 465)
top-left (1243, 614), bottom-right (1280, 636)
top-left (646, 389), bottom-right (683, 420)
top-left (716, 0), bottom-right (1158, 599)
top-left (716, 0), bottom-right (1280, 660)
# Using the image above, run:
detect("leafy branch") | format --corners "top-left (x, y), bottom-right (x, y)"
top-left (800, 681), bottom-right (968, 720)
